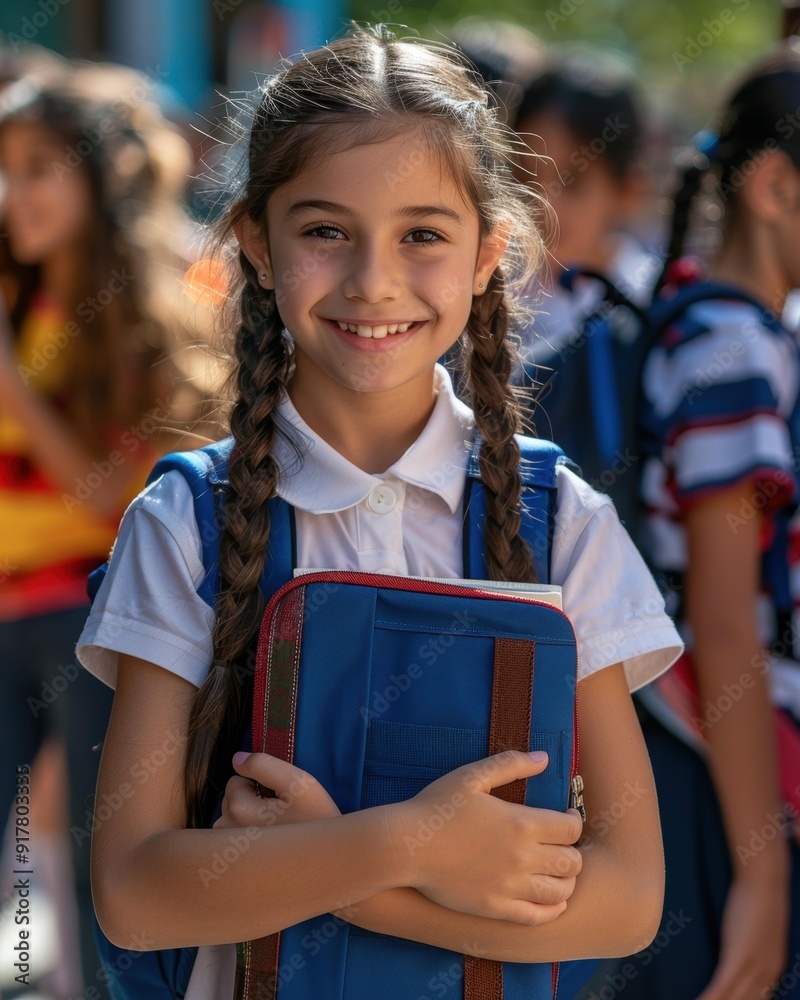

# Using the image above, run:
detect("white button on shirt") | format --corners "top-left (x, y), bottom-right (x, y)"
top-left (367, 484), bottom-right (397, 514)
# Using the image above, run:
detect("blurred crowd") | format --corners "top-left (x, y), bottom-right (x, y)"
top-left (2, 3), bottom-right (800, 999)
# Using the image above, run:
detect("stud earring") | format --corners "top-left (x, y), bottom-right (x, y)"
top-left (260, 272), bottom-right (268, 283)
top-left (478, 282), bottom-right (484, 289)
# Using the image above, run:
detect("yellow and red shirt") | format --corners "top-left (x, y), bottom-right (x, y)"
top-left (0, 294), bottom-right (157, 620)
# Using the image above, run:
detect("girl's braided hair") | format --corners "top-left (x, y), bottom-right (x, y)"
top-left (185, 24), bottom-right (550, 827)
top-left (658, 40), bottom-right (800, 292)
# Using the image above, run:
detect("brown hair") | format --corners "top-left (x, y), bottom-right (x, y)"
top-left (658, 40), bottom-right (800, 292)
top-left (0, 64), bottom-right (198, 454)
top-left (185, 24), bottom-right (550, 826)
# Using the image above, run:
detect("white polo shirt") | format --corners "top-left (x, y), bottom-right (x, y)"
top-left (76, 363), bottom-right (681, 1000)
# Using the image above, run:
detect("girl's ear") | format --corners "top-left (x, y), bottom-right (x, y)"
top-left (473, 221), bottom-right (511, 295)
top-left (744, 149), bottom-right (800, 224)
top-left (233, 214), bottom-right (275, 287)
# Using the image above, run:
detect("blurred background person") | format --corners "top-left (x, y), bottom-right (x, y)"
top-left (449, 16), bottom-right (547, 127)
top-left (784, 0), bottom-right (800, 38)
top-left (513, 48), bottom-right (658, 531)
top-left (0, 63), bottom-right (208, 999)
top-left (599, 41), bottom-right (800, 1000)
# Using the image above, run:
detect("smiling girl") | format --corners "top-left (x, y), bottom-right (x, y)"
top-left (76, 27), bottom-right (681, 999)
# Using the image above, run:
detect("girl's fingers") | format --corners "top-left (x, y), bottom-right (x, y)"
top-left (459, 749), bottom-right (551, 795)
top-left (540, 845), bottom-right (583, 879)
top-left (491, 898), bottom-right (568, 927)
top-left (231, 751), bottom-right (315, 800)
top-left (529, 874), bottom-right (577, 907)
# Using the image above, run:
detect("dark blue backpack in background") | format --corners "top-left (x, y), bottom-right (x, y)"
top-left (528, 264), bottom-right (781, 551)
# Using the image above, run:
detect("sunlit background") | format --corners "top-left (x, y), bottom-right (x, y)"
top-left (0, 0), bottom-right (781, 125)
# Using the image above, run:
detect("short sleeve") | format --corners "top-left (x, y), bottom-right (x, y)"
top-left (76, 471), bottom-right (215, 689)
top-left (551, 466), bottom-right (683, 691)
top-left (644, 304), bottom-right (799, 511)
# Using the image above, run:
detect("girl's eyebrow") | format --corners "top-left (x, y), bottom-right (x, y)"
top-left (286, 198), bottom-right (464, 225)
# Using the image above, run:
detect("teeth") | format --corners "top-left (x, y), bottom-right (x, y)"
top-left (335, 321), bottom-right (416, 337)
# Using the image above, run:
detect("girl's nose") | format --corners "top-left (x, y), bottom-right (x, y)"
top-left (341, 242), bottom-right (401, 303)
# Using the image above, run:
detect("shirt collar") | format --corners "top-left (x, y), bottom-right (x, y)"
top-left (271, 364), bottom-right (475, 515)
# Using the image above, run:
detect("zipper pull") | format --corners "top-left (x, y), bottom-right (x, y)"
top-left (570, 774), bottom-right (586, 823)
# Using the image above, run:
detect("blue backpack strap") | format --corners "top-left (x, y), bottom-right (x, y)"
top-left (585, 313), bottom-right (623, 468)
top-left (90, 439), bottom-right (296, 1000)
top-left (86, 439), bottom-right (232, 604)
top-left (146, 440), bottom-right (296, 607)
top-left (463, 434), bottom-right (567, 584)
top-left (651, 281), bottom-right (782, 344)
top-left (88, 437), bottom-right (296, 609)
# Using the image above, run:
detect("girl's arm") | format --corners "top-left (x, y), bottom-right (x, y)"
top-left (220, 660), bottom-right (665, 962)
top-left (91, 654), bottom-right (580, 950)
top-left (684, 483), bottom-right (789, 1000)
top-left (0, 318), bottom-right (148, 517)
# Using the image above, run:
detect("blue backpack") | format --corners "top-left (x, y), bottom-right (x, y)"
top-left (89, 434), bottom-right (595, 1000)
top-left (533, 266), bottom-right (784, 551)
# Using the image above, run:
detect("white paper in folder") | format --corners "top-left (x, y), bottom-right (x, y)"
top-left (292, 569), bottom-right (562, 610)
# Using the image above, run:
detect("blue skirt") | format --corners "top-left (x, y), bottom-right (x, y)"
top-left (572, 707), bottom-right (800, 1000)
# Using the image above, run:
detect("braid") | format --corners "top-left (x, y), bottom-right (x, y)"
top-left (465, 269), bottom-right (537, 584)
top-left (184, 256), bottom-right (292, 828)
top-left (655, 151), bottom-right (711, 293)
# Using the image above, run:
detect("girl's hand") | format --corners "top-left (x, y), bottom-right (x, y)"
top-left (392, 750), bottom-right (583, 925)
top-left (696, 869), bottom-right (788, 1000)
top-left (213, 752), bottom-right (341, 830)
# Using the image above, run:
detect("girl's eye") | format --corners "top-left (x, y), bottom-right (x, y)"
top-left (403, 228), bottom-right (445, 245)
top-left (306, 224), bottom-right (344, 240)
